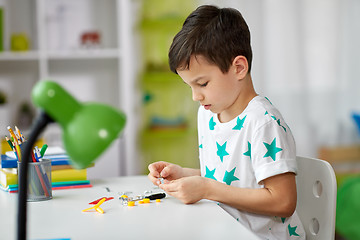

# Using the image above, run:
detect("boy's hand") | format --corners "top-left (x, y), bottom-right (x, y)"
top-left (148, 161), bottom-right (184, 186)
top-left (159, 176), bottom-right (208, 204)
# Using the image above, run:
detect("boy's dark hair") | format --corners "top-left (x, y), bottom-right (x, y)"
top-left (169, 5), bottom-right (252, 74)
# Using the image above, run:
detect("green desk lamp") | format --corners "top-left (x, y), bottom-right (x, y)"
top-left (17, 81), bottom-right (126, 240)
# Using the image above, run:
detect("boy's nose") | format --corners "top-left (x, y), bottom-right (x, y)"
top-left (192, 90), bottom-right (204, 102)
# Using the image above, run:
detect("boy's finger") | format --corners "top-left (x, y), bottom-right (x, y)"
top-left (160, 166), bottom-right (171, 178)
top-left (163, 179), bottom-right (171, 184)
top-left (159, 180), bottom-right (177, 192)
top-left (148, 164), bottom-right (161, 178)
top-left (147, 173), bottom-right (160, 185)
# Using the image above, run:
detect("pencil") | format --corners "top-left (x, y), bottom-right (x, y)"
top-left (14, 143), bottom-right (22, 161)
top-left (7, 126), bottom-right (21, 144)
top-left (30, 154), bottom-right (50, 197)
top-left (5, 135), bottom-right (14, 150)
top-left (34, 164), bottom-right (50, 197)
top-left (15, 126), bottom-right (23, 142)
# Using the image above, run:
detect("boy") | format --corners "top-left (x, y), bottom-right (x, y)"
top-left (148, 5), bottom-right (305, 239)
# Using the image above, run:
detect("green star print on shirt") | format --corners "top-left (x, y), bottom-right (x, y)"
top-left (288, 224), bottom-right (300, 237)
top-left (232, 115), bottom-right (246, 130)
top-left (263, 137), bottom-right (282, 161)
top-left (209, 117), bottom-right (216, 130)
top-left (243, 141), bottom-right (251, 160)
top-left (223, 167), bottom-right (239, 185)
top-left (205, 166), bottom-right (217, 180)
top-left (216, 141), bottom-right (229, 162)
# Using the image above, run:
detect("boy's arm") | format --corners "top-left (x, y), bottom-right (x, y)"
top-left (206, 172), bottom-right (297, 217)
top-left (160, 172), bottom-right (297, 218)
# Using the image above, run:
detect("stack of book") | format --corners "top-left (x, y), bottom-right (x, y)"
top-left (0, 146), bottom-right (92, 193)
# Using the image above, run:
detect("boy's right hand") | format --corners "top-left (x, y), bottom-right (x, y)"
top-left (148, 161), bottom-right (184, 186)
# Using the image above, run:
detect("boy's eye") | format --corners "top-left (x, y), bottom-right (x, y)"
top-left (200, 82), bottom-right (208, 87)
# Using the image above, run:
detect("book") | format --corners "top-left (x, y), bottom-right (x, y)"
top-left (5, 146), bottom-right (66, 159)
top-left (0, 180), bottom-right (92, 193)
top-left (0, 168), bottom-right (17, 187)
top-left (52, 180), bottom-right (92, 190)
top-left (0, 184), bottom-right (18, 193)
top-left (2, 146), bottom-right (70, 168)
top-left (1, 143), bottom-right (90, 193)
top-left (52, 168), bottom-right (87, 182)
top-left (52, 180), bottom-right (91, 187)
top-left (0, 167), bottom-right (88, 188)
top-left (1, 154), bottom-right (71, 168)
top-left (51, 162), bottom-right (94, 171)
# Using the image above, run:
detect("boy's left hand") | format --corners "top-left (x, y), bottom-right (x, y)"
top-left (159, 176), bottom-right (207, 204)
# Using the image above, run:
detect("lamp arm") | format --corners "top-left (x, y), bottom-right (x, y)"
top-left (17, 111), bottom-right (54, 240)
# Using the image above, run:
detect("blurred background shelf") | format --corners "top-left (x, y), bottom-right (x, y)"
top-left (0, 51), bottom-right (39, 60)
top-left (0, 0), bottom-right (138, 178)
top-left (47, 49), bottom-right (120, 60)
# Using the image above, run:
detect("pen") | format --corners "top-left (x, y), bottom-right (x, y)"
top-left (37, 159), bottom-right (52, 193)
top-left (30, 150), bottom-right (50, 197)
top-left (34, 146), bottom-right (42, 161)
top-left (31, 151), bottom-right (37, 162)
top-left (36, 149), bottom-right (52, 192)
top-left (40, 144), bottom-right (48, 157)
top-left (33, 162), bottom-right (50, 197)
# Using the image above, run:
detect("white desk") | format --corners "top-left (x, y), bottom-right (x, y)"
top-left (0, 175), bottom-right (260, 240)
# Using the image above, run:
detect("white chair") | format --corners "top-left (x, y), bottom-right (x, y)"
top-left (295, 156), bottom-right (337, 240)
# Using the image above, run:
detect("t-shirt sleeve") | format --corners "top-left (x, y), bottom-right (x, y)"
top-left (251, 120), bottom-right (297, 184)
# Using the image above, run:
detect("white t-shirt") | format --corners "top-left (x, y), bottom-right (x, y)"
top-left (198, 96), bottom-right (306, 240)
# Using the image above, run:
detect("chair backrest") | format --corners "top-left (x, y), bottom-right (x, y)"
top-left (295, 156), bottom-right (337, 240)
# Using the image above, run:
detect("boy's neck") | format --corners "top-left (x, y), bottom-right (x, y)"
top-left (218, 74), bottom-right (257, 123)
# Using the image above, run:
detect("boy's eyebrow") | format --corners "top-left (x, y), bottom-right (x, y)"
top-left (189, 76), bottom-right (205, 84)
top-left (182, 76), bottom-right (206, 85)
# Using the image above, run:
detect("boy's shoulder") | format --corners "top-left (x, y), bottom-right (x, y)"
top-left (243, 96), bottom-right (287, 131)
top-left (244, 96), bottom-right (280, 119)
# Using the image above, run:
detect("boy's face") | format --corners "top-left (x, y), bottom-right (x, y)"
top-left (177, 55), bottom-right (244, 118)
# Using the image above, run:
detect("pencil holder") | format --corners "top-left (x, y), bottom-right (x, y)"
top-left (18, 159), bottom-right (52, 201)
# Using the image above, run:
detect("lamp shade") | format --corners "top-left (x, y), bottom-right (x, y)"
top-left (31, 80), bottom-right (126, 169)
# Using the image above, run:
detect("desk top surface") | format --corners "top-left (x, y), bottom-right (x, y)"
top-left (0, 175), bottom-right (259, 240)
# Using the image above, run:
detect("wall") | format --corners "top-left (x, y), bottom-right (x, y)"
top-left (199, 0), bottom-right (360, 158)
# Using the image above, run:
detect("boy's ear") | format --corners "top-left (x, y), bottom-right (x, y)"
top-left (232, 56), bottom-right (248, 79)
